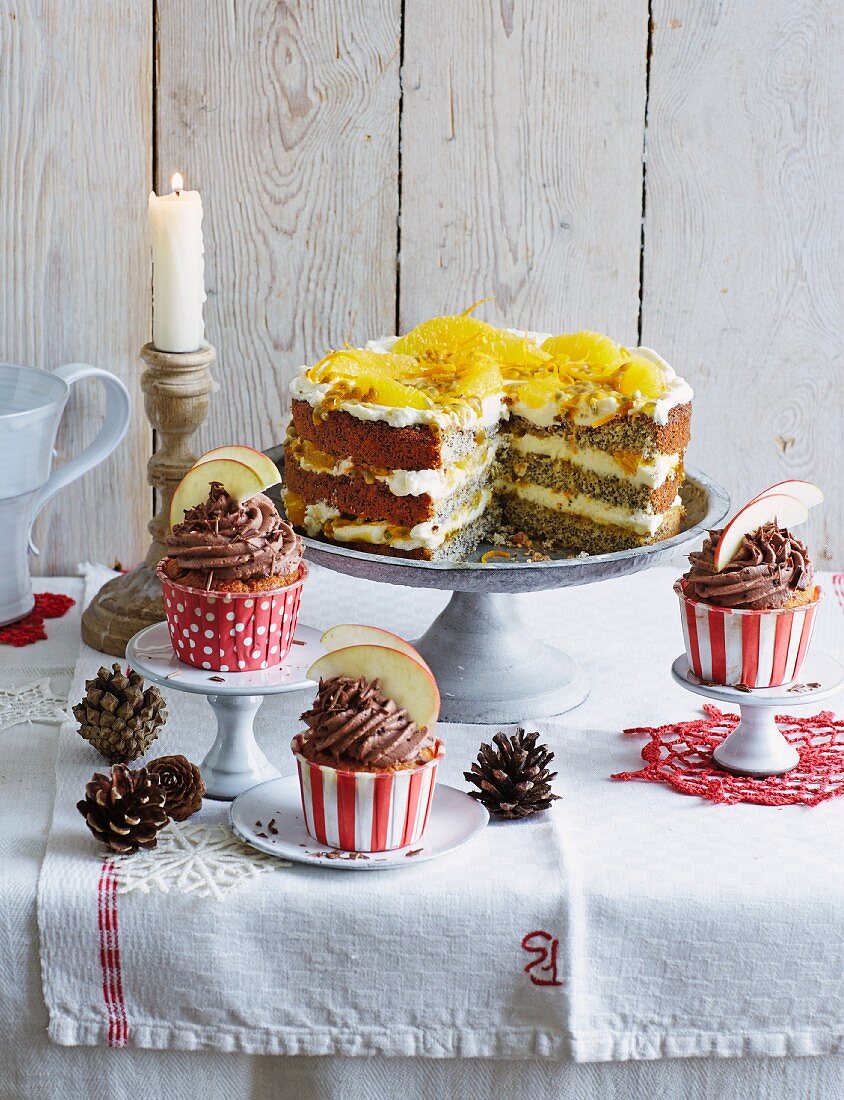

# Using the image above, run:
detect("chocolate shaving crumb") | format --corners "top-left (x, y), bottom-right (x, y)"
top-left (734, 683), bottom-right (752, 693)
top-left (255, 832), bottom-right (268, 839)
top-left (787, 681), bottom-right (822, 694)
top-left (292, 639), bottom-right (305, 646)
top-left (255, 820), bottom-right (262, 828)
top-left (268, 817), bottom-right (278, 835)
top-left (406, 848), bottom-right (423, 858)
top-left (308, 849), bottom-right (370, 861)
top-left (165, 671), bottom-right (182, 680)
top-left (208, 675), bottom-right (225, 682)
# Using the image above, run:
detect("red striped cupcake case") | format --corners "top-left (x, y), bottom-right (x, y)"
top-left (292, 736), bottom-right (444, 852)
top-left (675, 581), bottom-right (821, 688)
top-left (158, 563), bottom-right (307, 672)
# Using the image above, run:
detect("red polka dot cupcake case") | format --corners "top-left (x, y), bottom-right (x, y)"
top-left (158, 565), bottom-right (307, 672)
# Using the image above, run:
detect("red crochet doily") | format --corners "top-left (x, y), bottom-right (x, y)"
top-left (0, 592), bottom-right (75, 647)
top-left (613, 704), bottom-right (844, 807)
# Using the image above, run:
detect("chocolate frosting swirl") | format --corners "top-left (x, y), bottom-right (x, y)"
top-left (300, 675), bottom-right (434, 768)
top-left (683, 522), bottom-right (813, 610)
top-left (165, 482), bottom-right (303, 586)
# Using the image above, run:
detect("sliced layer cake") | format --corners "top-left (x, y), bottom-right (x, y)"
top-left (281, 316), bottom-right (693, 560)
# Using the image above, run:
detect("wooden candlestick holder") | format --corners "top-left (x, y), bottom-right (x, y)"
top-left (81, 341), bottom-right (215, 655)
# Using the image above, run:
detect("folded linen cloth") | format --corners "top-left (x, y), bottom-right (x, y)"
top-left (38, 567), bottom-right (575, 1056)
top-left (37, 566), bottom-right (844, 1058)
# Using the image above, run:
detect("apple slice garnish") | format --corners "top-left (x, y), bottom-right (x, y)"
top-left (750, 480), bottom-right (823, 509)
top-left (307, 644), bottom-right (440, 732)
top-left (320, 624), bottom-right (433, 675)
top-left (169, 458), bottom-right (265, 528)
top-left (713, 492), bottom-right (809, 571)
top-left (194, 445), bottom-right (280, 490)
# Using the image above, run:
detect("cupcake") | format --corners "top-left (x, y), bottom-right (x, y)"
top-left (675, 482), bottom-right (823, 688)
top-left (293, 638), bottom-right (444, 851)
top-left (158, 449), bottom-right (307, 672)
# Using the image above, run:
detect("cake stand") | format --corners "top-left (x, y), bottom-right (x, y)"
top-left (671, 652), bottom-right (844, 776)
top-left (127, 622), bottom-right (323, 799)
top-left (267, 455), bottom-right (729, 723)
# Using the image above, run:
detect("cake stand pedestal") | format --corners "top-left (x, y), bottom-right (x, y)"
top-left (413, 591), bottom-right (587, 722)
top-left (267, 461), bottom-right (729, 724)
top-left (127, 621), bottom-right (323, 799)
top-left (670, 651), bottom-right (844, 776)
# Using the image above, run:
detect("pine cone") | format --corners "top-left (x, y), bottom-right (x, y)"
top-left (464, 729), bottom-right (561, 819)
top-left (147, 755), bottom-right (205, 821)
top-left (73, 663), bottom-right (167, 763)
top-left (77, 764), bottom-right (168, 854)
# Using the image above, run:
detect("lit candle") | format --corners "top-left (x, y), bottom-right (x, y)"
top-left (148, 173), bottom-right (206, 353)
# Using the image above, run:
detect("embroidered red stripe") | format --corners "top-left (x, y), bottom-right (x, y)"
top-left (371, 773), bottom-right (393, 851)
top-left (400, 769), bottom-right (424, 847)
top-left (684, 602), bottom-right (702, 676)
top-left (707, 609), bottom-right (726, 683)
top-left (97, 859), bottom-right (127, 1047)
top-left (336, 772), bottom-right (357, 850)
top-left (769, 612), bottom-right (793, 686)
top-left (741, 613), bottom-right (760, 687)
top-left (309, 764), bottom-right (326, 843)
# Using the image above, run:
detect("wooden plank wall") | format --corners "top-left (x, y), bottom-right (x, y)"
top-left (1, 1), bottom-right (841, 571)
top-left (0, 2), bottom-right (151, 574)
top-left (644, 1), bottom-right (843, 563)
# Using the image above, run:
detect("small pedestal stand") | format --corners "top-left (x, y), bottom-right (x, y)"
top-left (670, 652), bottom-right (844, 777)
top-left (127, 621), bottom-right (323, 799)
top-left (81, 342), bottom-right (216, 656)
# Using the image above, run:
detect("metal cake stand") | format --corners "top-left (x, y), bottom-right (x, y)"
top-left (268, 454), bottom-right (729, 724)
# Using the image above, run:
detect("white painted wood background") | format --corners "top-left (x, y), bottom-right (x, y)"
top-left (1, 0), bottom-right (841, 572)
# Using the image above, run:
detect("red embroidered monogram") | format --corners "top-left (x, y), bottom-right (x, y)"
top-left (97, 859), bottom-right (128, 1046)
top-left (521, 930), bottom-right (563, 986)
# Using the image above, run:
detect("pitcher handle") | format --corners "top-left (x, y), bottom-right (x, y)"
top-left (30, 363), bottom-right (131, 537)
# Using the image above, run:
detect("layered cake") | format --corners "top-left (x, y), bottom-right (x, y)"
top-left (282, 315), bottom-right (693, 560)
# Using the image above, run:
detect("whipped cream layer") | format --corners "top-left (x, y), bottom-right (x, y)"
top-left (508, 432), bottom-right (681, 489)
top-left (506, 346), bottom-right (693, 429)
top-left (497, 480), bottom-right (681, 536)
top-left (300, 490), bottom-right (491, 551)
top-left (289, 370), bottom-right (504, 432)
top-left (291, 335), bottom-right (692, 432)
top-left (288, 435), bottom-right (499, 500)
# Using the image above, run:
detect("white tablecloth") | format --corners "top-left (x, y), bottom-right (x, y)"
top-left (2, 567), bottom-right (844, 1098)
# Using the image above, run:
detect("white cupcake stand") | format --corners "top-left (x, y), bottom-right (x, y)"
top-left (267, 459), bottom-right (730, 723)
top-left (127, 624), bottom-right (324, 799)
top-left (671, 651), bottom-right (844, 776)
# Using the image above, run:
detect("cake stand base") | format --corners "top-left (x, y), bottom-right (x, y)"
top-left (711, 708), bottom-right (800, 777)
top-left (414, 591), bottom-right (589, 724)
top-left (202, 695), bottom-right (281, 800)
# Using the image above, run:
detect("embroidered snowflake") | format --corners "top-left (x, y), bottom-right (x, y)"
top-left (115, 820), bottom-right (290, 901)
top-left (0, 678), bottom-right (68, 733)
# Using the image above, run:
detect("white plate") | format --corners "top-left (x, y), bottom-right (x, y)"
top-left (229, 776), bottom-right (489, 870)
top-left (127, 621), bottom-right (323, 697)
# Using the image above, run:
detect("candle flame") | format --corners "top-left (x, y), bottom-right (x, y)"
top-left (171, 172), bottom-right (184, 193)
